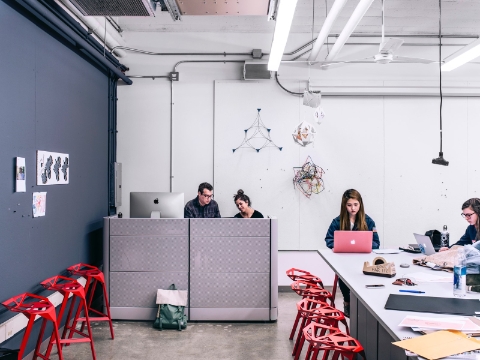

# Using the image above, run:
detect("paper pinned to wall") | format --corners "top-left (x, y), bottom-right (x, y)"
top-left (36, 150), bottom-right (69, 185)
top-left (32, 192), bottom-right (46, 217)
top-left (16, 157), bottom-right (26, 192)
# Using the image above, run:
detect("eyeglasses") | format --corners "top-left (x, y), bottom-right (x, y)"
top-left (201, 193), bottom-right (214, 199)
top-left (461, 212), bottom-right (475, 219)
top-left (392, 278), bottom-right (417, 286)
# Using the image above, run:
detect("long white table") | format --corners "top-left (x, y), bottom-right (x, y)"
top-left (318, 250), bottom-right (480, 360)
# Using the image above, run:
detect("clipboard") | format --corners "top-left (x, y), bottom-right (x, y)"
top-left (385, 294), bottom-right (480, 316)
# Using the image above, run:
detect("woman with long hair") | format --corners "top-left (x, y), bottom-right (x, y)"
top-left (440, 198), bottom-right (480, 251)
top-left (324, 189), bottom-right (380, 317)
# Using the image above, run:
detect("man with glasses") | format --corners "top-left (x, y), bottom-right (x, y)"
top-left (184, 182), bottom-right (221, 218)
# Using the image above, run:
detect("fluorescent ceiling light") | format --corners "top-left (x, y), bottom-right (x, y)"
top-left (268, 0), bottom-right (299, 71)
top-left (308, 0), bottom-right (348, 61)
top-left (325, 0), bottom-right (375, 61)
top-left (442, 38), bottom-right (480, 72)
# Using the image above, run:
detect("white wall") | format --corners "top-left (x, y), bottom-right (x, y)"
top-left (117, 32), bottom-right (480, 280)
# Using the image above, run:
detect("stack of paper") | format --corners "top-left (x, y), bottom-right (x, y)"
top-left (393, 330), bottom-right (480, 360)
top-left (399, 315), bottom-right (480, 332)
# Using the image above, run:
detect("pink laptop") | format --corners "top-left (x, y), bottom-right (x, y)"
top-left (333, 231), bottom-right (373, 253)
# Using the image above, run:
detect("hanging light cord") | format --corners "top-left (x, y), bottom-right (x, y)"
top-left (439, 0), bottom-right (443, 153)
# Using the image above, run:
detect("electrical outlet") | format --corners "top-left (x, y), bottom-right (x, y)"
top-left (5, 314), bottom-right (28, 340)
top-left (0, 323), bottom-right (6, 343)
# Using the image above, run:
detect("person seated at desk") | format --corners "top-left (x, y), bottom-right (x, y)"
top-left (324, 189), bottom-right (380, 317)
top-left (233, 189), bottom-right (263, 218)
top-left (184, 182), bottom-right (221, 218)
top-left (440, 198), bottom-right (480, 251)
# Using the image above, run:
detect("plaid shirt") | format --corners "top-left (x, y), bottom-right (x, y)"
top-left (184, 196), bottom-right (221, 218)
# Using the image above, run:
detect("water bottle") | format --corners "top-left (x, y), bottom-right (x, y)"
top-left (441, 225), bottom-right (450, 248)
top-left (453, 247), bottom-right (467, 297)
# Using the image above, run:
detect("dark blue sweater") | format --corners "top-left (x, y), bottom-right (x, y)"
top-left (450, 225), bottom-right (478, 247)
top-left (325, 215), bottom-right (380, 249)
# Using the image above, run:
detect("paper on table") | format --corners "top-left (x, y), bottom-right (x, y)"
top-left (393, 330), bottom-right (480, 360)
top-left (373, 248), bottom-right (402, 254)
top-left (399, 316), bottom-right (466, 330)
top-left (404, 272), bottom-right (453, 283)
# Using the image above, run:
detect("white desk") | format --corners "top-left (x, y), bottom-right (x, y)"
top-left (318, 250), bottom-right (480, 360)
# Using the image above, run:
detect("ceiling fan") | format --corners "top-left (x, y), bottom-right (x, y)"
top-left (319, 0), bottom-right (437, 67)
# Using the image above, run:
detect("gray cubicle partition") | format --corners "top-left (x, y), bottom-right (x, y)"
top-left (103, 217), bottom-right (278, 322)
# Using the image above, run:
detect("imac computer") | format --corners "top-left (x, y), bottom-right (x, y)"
top-left (130, 192), bottom-right (184, 218)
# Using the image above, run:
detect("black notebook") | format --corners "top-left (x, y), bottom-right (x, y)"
top-left (385, 294), bottom-right (480, 316)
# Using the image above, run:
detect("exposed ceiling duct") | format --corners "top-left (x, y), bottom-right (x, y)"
top-left (68, 0), bottom-right (156, 16)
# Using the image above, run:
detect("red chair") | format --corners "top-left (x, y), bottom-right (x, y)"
top-left (286, 268), bottom-right (325, 288)
top-left (67, 263), bottom-right (114, 340)
top-left (293, 299), bottom-right (349, 360)
top-left (303, 323), bottom-right (366, 360)
top-left (289, 281), bottom-right (334, 342)
top-left (40, 275), bottom-right (96, 360)
top-left (1, 293), bottom-right (64, 360)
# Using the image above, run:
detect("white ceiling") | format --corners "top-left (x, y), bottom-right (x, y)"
top-left (114, 0), bottom-right (480, 36)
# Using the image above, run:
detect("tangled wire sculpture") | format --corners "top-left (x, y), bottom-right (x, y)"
top-left (293, 156), bottom-right (325, 198)
top-left (233, 109), bottom-right (283, 153)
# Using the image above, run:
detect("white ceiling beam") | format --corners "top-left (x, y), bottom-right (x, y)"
top-left (308, 0), bottom-right (349, 61)
top-left (325, 0), bottom-right (376, 61)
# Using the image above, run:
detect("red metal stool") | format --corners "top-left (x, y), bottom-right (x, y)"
top-left (286, 268), bottom-right (325, 288)
top-left (293, 299), bottom-right (349, 360)
top-left (303, 323), bottom-right (366, 360)
top-left (67, 263), bottom-right (114, 340)
top-left (289, 281), bottom-right (334, 342)
top-left (40, 276), bottom-right (96, 359)
top-left (1, 293), bottom-right (64, 360)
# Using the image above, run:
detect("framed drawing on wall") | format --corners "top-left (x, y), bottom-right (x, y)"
top-left (36, 150), bottom-right (69, 185)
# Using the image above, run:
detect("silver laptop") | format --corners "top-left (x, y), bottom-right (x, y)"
top-left (413, 233), bottom-right (436, 255)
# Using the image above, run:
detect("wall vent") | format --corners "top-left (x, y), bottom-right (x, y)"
top-left (68, 0), bottom-right (156, 16)
top-left (244, 61), bottom-right (271, 80)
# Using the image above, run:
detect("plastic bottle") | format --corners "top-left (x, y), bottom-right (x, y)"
top-left (453, 247), bottom-right (467, 297)
top-left (441, 225), bottom-right (450, 248)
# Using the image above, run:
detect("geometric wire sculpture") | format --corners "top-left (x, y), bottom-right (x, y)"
top-left (233, 108), bottom-right (283, 153)
top-left (293, 156), bottom-right (325, 198)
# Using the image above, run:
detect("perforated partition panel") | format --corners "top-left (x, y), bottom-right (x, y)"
top-left (104, 217), bottom-right (277, 321)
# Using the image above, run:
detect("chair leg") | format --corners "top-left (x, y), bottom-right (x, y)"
top-left (290, 311), bottom-right (302, 340)
top-left (83, 298), bottom-right (97, 360)
top-left (21, 316), bottom-right (35, 360)
top-left (101, 281), bottom-right (115, 339)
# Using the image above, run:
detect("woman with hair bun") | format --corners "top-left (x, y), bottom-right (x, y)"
top-left (440, 198), bottom-right (480, 251)
top-left (233, 189), bottom-right (264, 218)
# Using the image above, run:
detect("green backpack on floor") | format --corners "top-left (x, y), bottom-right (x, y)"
top-left (153, 284), bottom-right (187, 331)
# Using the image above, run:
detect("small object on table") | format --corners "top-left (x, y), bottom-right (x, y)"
top-left (400, 263), bottom-right (410, 268)
top-left (399, 290), bottom-right (425, 294)
top-left (363, 257), bottom-right (396, 278)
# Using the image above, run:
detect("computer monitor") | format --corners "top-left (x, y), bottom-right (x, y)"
top-left (130, 192), bottom-right (184, 218)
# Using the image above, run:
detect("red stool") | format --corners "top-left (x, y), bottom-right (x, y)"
top-left (286, 268), bottom-right (325, 288)
top-left (67, 263), bottom-right (114, 340)
top-left (303, 323), bottom-right (366, 360)
top-left (289, 281), bottom-right (334, 341)
top-left (293, 299), bottom-right (349, 360)
top-left (1, 293), bottom-right (64, 360)
top-left (40, 276), bottom-right (96, 359)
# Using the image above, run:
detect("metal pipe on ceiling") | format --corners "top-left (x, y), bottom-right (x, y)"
top-left (308, 0), bottom-right (349, 61)
top-left (16, 0), bottom-right (132, 84)
top-left (325, 0), bottom-right (376, 61)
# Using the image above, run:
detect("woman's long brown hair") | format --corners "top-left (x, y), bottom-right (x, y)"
top-left (340, 189), bottom-right (368, 231)
top-left (462, 198), bottom-right (480, 240)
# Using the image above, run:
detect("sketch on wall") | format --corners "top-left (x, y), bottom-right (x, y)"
top-left (16, 157), bottom-right (26, 192)
top-left (32, 192), bottom-right (47, 217)
top-left (293, 156), bottom-right (325, 198)
top-left (232, 108), bottom-right (283, 153)
top-left (36, 150), bottom-right (69, 185)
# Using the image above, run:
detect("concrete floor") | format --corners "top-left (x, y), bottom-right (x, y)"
top-left (59, 292), bottom-right (346, 360)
